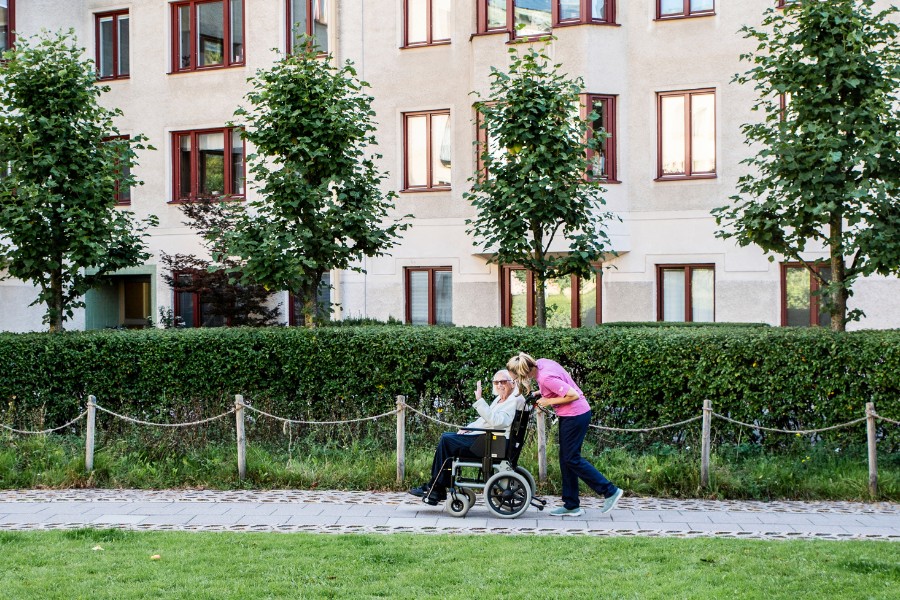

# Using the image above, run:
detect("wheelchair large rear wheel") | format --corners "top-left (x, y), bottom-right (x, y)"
top-left (484, 471), bottom-right (532, 519)
top-left (445, 488), bottom-right (476, 518)
top-left (514, 466), bottom-right (537, 495)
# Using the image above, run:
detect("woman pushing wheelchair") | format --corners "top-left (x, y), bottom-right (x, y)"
top-left (409, 369), bottom-right (524, 505)
top-left (507, 352), bottom-right (624, 516)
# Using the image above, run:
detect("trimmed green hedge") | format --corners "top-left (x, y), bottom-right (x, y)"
top-left (0, 326), bottom-right (897, 448)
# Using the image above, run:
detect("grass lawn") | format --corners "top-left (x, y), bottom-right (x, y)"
top-left (0, 530), bottom-right (898, 599)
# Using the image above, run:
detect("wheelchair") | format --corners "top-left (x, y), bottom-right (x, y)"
top-left (440, 402), bottom-right (546, 519)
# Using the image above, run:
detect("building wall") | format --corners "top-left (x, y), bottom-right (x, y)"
top-left (1, 0), bottom-right (898, 332)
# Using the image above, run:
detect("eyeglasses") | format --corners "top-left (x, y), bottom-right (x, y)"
top-left (492, 380), bottom-right (512, 385)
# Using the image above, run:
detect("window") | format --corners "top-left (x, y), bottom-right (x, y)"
top-left (475, 104), bottom-right (502, 181)
top-left (781, 263), bottom-right (831, 327)
top-left (287, 0), bottom-right (329, 53)
top-left (0, 0), bottom-right (13, 53)
top-left (777, 0), bottom-right (799, 8)
top-left (172, 0), bottom-right (244, 72)
top-left (477, 1), bottom-right (614, 35)
top-left (405, 267), bottom-right (453, 325)
top-left (557, 0), bottom-right (615, 25)
top-left (172, 128), bottom-right (245, 202)
top-left (403, 110), bottom-right (452, 191)
top-left (656, 0), bottom-right (714, 19)
top-left (105, 135), bottom-right (132, 206)
top-left (500, 267), bottom-right (601, 327)
top-left (96, 10), bottom-right (129, 79)
top-left (657, 265), bottom-right (714, 322)
top-left (582, 94), bottom-right (618, 182)
top-left (288, 274), bottom-right (332, 325)
top-left (405, 0), bottom-right (451, 47)
top-left (173, 271), bottom-right (226, 328)
top-left (657, 89), bottom-right (715, 179)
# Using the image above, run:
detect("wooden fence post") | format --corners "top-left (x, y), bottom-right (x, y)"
top-left (396, 395), bottom-right (406, 484)
top-left (85, 395), bottom-right (96, 473)
top-left (235, 395), bottom-right (246, 482)
top-left (700, 399), bottom-right (712, 489)
top-left (537, 408), bottom-right (547, 483)
top-left (866, 402), bottom-right (878, 499)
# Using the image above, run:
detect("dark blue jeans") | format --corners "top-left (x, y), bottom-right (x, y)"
top-left (558, 411), bottom-right (618, 509)
top-left (429, 432), bottom-right (479, 493)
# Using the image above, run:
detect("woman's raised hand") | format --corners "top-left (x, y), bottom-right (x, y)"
top-left (475, 380), bottom-right (482, 401)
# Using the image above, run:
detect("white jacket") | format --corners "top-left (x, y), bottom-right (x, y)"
top-left (460, 392), bottom-right (525, 437)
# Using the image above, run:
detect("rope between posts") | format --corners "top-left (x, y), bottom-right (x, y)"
top-left (588, 415), bottom-right (703, 433)
top-left (0, 410), bottom-right (88, 435)
top-left (94, 404), bottom-right (236, 428)
top-left (874, 412), bottom-right (900, 426)
top-left (710, 412), bottom-right (868, 435)
top-left (403, 405), bottom-right (466, 429)
top-left (240, 403), bottom-right (399, 425)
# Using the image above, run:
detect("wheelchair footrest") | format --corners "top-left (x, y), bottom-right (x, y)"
top-left (531, 496), bottom-right (547, 510)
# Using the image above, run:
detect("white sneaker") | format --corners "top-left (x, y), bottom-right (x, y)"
top-left (600, 488), bottom-right (623, 514)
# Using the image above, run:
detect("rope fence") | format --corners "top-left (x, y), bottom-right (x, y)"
top-left (1, 394), bottom-right (897, 498)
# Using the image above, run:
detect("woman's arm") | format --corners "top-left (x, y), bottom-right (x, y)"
top-left (537, 387), bottom-right (579, 409)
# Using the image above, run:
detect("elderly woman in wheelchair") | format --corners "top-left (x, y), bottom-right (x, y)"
top-left (409, 369), bottom-right (545, 518)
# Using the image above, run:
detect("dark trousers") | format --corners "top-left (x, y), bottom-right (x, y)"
top-left (558, 411), bottom-right (618, 509)
top-left (429, 432), bottom-right (479, 492)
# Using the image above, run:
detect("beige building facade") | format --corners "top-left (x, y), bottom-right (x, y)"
top-left (1, 0), bottom-right (898, 331)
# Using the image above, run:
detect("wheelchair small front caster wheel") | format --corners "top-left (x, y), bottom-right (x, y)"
top-left (445, 488), bottom-right (475, 518)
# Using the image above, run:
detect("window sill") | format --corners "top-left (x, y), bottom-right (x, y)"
top-left (507, 34), bottom-right (554, 44)
top-left (168, 197), bottom-right (245, 204)
top-left (97, 75), bottom-right (130, 82)
top-left (553, 21), bottom-right (621, 28)
top-left (401, 40), bottom-right (451, 50)
top-left (654, 13), bottom-right (716, 22)
top-left (654, 174), bottom-right (717, 182)
top-left (400, 187), bottom-right (452, 194)
top-left (470, 30), bottom-right (508, 41)
top-left (168, 63), bottom-right (245, 75)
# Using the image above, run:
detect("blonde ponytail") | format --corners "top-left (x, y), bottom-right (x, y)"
top-left (506, 352), bottom-right (537, 396)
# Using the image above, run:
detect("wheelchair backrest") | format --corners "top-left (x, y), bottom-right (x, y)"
top-left (505, 405), bottom-right (533, 466)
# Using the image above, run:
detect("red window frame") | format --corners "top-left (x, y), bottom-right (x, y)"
top-left (171, 0), bottom-right (244, 73)
top-left (95, 10), bottom-right (129, 80)
top-left (286, 0), bottom-right (329, 54)
top-left (500, 266), bottom-right (602, 327)
top-left (555, 0), bottom-right (616, 26)
top-left (402, 110), bottom-right (452, 192)
top-left (780, 262), bottom-right (830, 327)
top-left (656, 88), bottom-right (716, 180)
top-left (171, 127), bottom-right (245, 203)
top-left (403, 0), bottom-right (451, 48)
top-left (105, 135), bottom-right (132, 206)
top-left (656, 264), bottom-right (715, 322)
top-left (173, 270), bottom-right (230, 328)
top-left (655, 0), bottom-right (715, 20)
top-left (1, 0), bottom-right (15, 53)
top-left (582, 93), bottom-right (618, 183)
top-left (405, 266), bottom-right (453, 325)
top-left (476, 1), bottom-right (616, 37)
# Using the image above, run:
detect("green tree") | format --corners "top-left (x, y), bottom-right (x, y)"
top-left (222, 39), bottom-right (408, 327)
top-left (0, 31), bottom-right (157, 332)
top-left (713, 0), bottom-right (900, 331)
top-left (464, 43), bottom-right (614, 327)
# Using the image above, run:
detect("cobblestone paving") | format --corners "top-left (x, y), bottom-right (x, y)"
top-left (1, 489), bottom-right (897, 542)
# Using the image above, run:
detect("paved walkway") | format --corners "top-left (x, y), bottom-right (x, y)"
top-left (1, 489), bottom-right (898, 542)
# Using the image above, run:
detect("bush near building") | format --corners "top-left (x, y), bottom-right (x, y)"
top-left (0, 326), bottom-right (897, 451)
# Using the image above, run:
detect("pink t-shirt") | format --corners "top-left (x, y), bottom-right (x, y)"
top-left (536, 358), bottom-right (590, 417)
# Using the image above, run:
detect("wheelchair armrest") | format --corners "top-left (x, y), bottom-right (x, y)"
top-left (459, 427), bottom-right (507, 433)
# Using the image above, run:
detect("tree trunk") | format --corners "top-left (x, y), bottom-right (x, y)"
top-left (532, 226), bottom-right (546, 328)
top-left (829, 217), bottom-right (847, 332)
top-left (534, 275), bottom-right (546, 328)
top-left (300, 281), bottom-right (319, 329)
top-left (49, 269), bottom-right (65, 333)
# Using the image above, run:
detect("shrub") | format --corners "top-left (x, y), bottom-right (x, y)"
top-left (0, 326), bottom-right (897, 450)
